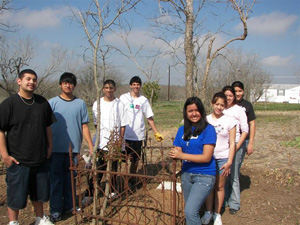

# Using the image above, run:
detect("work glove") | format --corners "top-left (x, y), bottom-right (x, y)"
top-left (154, 132), bottom-right (164, 142)
top-left (82, 153), bottom-right (92, 169)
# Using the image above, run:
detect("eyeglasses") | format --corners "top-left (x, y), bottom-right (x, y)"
top-left (62, 82), bottom-right (75, 87)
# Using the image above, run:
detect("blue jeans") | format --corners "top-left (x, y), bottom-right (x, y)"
top-left (181, 172), bottom-right (215, 225)
top-left (215, 158), bottom-right (228, 175)
top-left (225, 142), bottom-right (247, 210)
top-left (240, 140), bottom-right (248, 169)
top-left (50, 153), bottom-right (78, 214)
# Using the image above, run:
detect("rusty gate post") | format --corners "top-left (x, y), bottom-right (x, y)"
top-left (69, 143), bottom-right (78, 224)
top-left (172, 159), bottom-right (177, 225)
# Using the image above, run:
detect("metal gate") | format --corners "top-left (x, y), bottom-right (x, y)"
top-left (69, 138), bottom-right (185, 224)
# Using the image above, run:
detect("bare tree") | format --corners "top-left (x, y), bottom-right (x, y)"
top-left (200, 0), bottom-right (255, 102)
top-left (156, 0), bottom-right (255, 100)
top-left (73, 0), bottom-right (141, 222)
top-left (35, 46), bottom-right (68, 97)
top-left (0, 35), bottom-right (36, 95)
top-left (201, 49), bottom-right (271, 105)
top-left (156, 0), bottom-right (205, 98)
top-left (0, 35), bottom-right (68, 97)
top-left (112, 19), bottom-right (163, 83)
top-left (76, 63), bottom-right (125, 106)
top-left (224, 50), bottom-right (270, 102)
top-left (76, 66), bottom-right (96, 106)
top-left (0, 0), bottom-right (15, 33)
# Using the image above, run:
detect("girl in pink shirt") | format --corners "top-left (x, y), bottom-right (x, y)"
top-left (222, 86), bottom-right (248, 215)
top-left (202, 92), bottom-right (236, 225)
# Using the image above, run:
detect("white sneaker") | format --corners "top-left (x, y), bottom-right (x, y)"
top-left (201, 211), bottom-right (213, 225)
top-left (213, 213), bottom-right (223, 225)
top-left (8, 221), bottom-right (19, 225)
top-left (108, 192), bottom-right (117, 199)
top-left (35, 215), bottom-right (54, 225)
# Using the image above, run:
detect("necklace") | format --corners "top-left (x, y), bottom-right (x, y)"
top-left (18, 93), bottom-right (35, 106)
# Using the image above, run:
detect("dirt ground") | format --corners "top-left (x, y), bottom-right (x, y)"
top-left (0, 110), bottom-right (299, 225)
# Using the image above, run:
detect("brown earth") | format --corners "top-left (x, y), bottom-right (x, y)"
top-left (0, 110), bottom-right (299, 225)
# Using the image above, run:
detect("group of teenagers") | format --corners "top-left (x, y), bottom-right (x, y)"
top-left (0, 69), bottom-right (164, 225)
top-left (170, 82), bottom-right (256, 225)
top-left (0, 68), bottom-right (255, 225)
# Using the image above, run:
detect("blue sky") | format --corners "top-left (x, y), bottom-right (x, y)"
top-left (2, 0), bottom-right (300, 85)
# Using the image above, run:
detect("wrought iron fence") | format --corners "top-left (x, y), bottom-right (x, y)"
top-left (69, 138), bottom-right (185, 224)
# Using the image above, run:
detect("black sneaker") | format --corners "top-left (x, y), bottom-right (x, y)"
top-left (64, 207), bottom-right (81, 214)
top-left (229, 208), bottom-right (239, 214)
top-left (50, 213), bottom-right (61, 222)
top-left (128, 180), bottom-right (136, 192)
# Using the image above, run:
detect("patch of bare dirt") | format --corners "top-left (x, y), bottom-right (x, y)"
top-left (0, 110), bottom-right (299, 225)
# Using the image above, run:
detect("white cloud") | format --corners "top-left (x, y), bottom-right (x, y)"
top-left (40, 40), bottom-right (62, 49)
top-left (235, 12), bottom-right (298, 36)
top-left (105, 28), bottom-right (167, 50)
top-left (155, 13), bottom-right (178, 25)
top-left (105, 28), bottom-right (235, 63)
top-left (261, 55), bottom-right (294, 67)
top-left (2, 7), bottom-right (71, 29)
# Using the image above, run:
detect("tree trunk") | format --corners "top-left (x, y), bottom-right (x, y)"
top-left (200, 37), bottom-right (214, 102)
top-left (184, 0), bottom-right (195, 98)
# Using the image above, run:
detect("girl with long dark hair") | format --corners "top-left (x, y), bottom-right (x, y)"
top-left (169, 97), bottom-right (217, 225)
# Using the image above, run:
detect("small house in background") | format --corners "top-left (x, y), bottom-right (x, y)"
top-left (257, 84), bottom-right (300, 104)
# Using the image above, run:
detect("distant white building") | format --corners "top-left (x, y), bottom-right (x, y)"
top-left (257, 84), bottom-right (300, 104)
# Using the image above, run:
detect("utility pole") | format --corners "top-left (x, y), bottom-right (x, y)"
top-left (168, 65), bottom-right (171, 101)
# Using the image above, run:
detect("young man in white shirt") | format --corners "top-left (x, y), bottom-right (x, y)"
top-left (90, 79), bottom-right (128, 197)
top-left (120, 76), bottom-right (163, 184)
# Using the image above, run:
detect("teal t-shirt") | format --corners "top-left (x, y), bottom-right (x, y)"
top-left (173, 124), bottom-right (217, 175)
top-left (49, 96), bottom-right (89, 153)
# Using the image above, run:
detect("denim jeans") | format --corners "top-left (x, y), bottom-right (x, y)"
top-left (50, 153), bottom-right (78, 214)
top-left (6, 161), bottom-right (50, 210)
top-left (225, 142), bottom-right (246, 210)
top-left (239, 140), bottom-right (248, 169)
top-left (181, 172), bottom-right (215, 225)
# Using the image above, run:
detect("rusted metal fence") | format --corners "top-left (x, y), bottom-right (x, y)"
top-left (69, 138), bottom-right (185, 224)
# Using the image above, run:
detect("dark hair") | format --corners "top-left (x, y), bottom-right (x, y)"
top-left (103, 79), bottom-right (116, 88)
top-left (222, 85), bottom-right (236, 105)
top-left (183, 97), bottom-right (208, 141)
top-left (211, 92), bottom-right (227, 108)
top-left (232, 81), bottom-right (244, 90)
top-left (129, 76), bottom-right (142, 85)
top-left (59, 72), bottom-right (77, 86)
top-left (19, 69), bottom-right (37, 79)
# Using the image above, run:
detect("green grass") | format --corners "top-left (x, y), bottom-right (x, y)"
top-left (254, 102), bottom-right (300, 111)
top-left (87, 106), bottom-right (96, 132)
top-left (87, 101), bottom-right (184, 133)
top-left (152, 101), bottom-right (184, 130)
top-left (87, 100), bottom-right (300, 132)
top-left (154, 101), bottom-right (300, 130)
top-left (281, 136), bottom-right (300, 149)
top-left (255, 114), bottom-right (298, 123)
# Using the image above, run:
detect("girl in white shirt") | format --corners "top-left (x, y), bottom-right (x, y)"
top-left (202, 92), bottom-right (236, 225)
top-left (222, 86), bottom-right (248, 215)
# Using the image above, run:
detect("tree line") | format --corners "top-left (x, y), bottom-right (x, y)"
top-left (0, 0), bottom-right (269, 107)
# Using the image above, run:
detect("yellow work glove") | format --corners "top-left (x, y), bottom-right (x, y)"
top-left (154, 132), bottom-right (164, 142)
